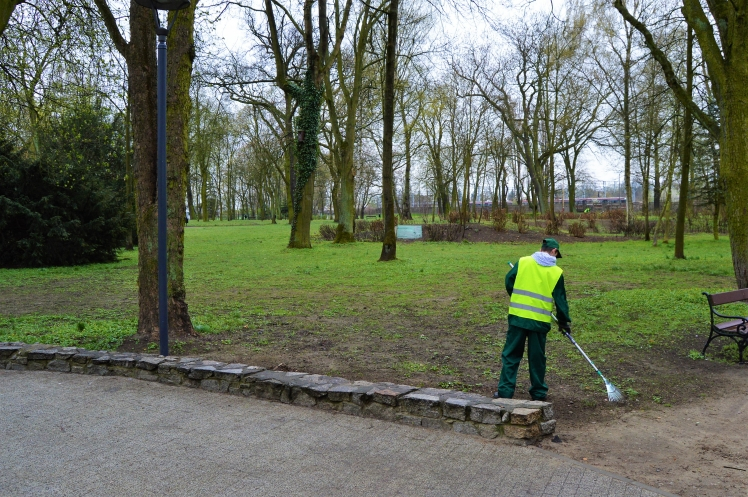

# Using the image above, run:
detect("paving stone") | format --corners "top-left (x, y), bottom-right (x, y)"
top-left (470, 404), bottom-right (505, 424)
top-left (46, 359), bottom-right (71, 372)
top-left (511, 408), bottom-right (541, 425)
top-left (400, 393), bottom-right (441, 418)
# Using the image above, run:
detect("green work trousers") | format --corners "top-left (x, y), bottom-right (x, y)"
top-left (497, 324), bottom-right (548, 400)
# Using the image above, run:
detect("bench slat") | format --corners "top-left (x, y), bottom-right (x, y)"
top-left (715, 319), bottom-right (748, 332)
top-left (708, 289), bottom-right (748, 306)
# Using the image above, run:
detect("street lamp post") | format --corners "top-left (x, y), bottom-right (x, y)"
top-left (135, 0), bottom-right (190, 357)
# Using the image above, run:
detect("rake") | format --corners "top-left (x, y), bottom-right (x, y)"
top-left (508, 261), bottom-right (624, 403)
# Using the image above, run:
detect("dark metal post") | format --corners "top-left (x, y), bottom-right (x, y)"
top-left (157, 26), bottom-right (169, 357)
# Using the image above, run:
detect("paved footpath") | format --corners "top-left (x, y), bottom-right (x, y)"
top-left (0, 370), bottom-right (676, 497)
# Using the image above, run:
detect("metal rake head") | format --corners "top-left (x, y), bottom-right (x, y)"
top-left (605, 379), bottom-right (625, 403)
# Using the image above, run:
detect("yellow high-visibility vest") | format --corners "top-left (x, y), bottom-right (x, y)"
top-left (508, 256), bottom-right (563, 323)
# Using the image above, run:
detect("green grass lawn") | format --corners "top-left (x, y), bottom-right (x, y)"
top-left (1, 220), bottom-right (743, 418)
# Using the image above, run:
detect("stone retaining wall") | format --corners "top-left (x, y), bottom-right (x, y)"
top-left (0, 342), bottom-right (556, 440)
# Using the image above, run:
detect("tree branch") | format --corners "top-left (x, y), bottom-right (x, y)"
top-left (612, 0), bottom-right (720, 139)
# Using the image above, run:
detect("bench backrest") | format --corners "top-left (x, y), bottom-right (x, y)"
top-left (705, 288), bottom-right (748, 306)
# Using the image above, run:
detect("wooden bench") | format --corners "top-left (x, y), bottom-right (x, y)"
top-left (702, 289), bottom-right (748, 363)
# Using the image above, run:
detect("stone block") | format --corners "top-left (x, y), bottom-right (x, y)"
top-left (469, 404), bottom-right (505, 425)
top-left (136, 356), bottom-right (165, 371)
top-left (477, 424), bottom-right (501, 439)
top-left (510, 408), bottom-right (541, 426)
top-left (362, 402), bottom-right (396, 421)
top-left (138, 371), bottom-right (160, 382)
top-left (452, 422), bottom-right (479, 436)
top-left (328, 384), bottom-right (370, 403)
top-left (413, 387), bottom-right (454, 400)
top-left (290, 388), bottom-right (317, 407)
top-left (395, 413), bottom-right (422, 426)
top-left (400, 393), bottom-right (441, 418)
top-left (71, 365), bottom-right (85, 374)
top-left (540, 420), bottom-right (556, 435)
top-left (111, 366), bottom-right (137, 378)
top-left (213, 368), bottom-right (244, 381)
top-left (200, 378), bottom-right (229, 393)
top-left (46, 359), bottom-right (71, 372)
top-left (110, 354), bottom-right (137, 368)
top-left (10, 363), bottom-right (27, 370)
top-left (188, 366), bottom-right (217, 380)
top-left (490, 398), bottom-right (531, 411)
top-left (443, 398), bottom-right (472, 421)
top-left (315, 399), bottom-right (340, 411)
top-left (157, 361), bottom-right (179, 373)
top-left (91, 355), bottom-right (111, 365)
top-left (369, 383), bottom-right (417, 406)
top-left (72, 351), bottom-right (104, 364)
top-left (0, 345), bottom-right (22, 359)
top-left (88, 365), bottom-right (110, 376)
top-left (341, 402), bottom-right (362, 416)
top-left (27, 348), bottom-right (57, 361)
top-left (504, 423), bottom-right (541, 439)
top-left (27, 360), bottom-right (48, 371)
top-left (55, 348), bottom-right (79, 360)
top-left (253, 379), bottom-right (286, 401)
top-left (422, 418), bottom-right (452, 431)
top-left (182, 378), bottom-right (201, 388)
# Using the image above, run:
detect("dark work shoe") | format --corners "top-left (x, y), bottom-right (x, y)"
top-left (532, 396), bottom-right (547, 402)
top-left (492, 391), bottom-right (500, 399)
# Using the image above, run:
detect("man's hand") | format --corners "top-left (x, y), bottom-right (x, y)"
top-left (559, 323), bottom-right (571, 335)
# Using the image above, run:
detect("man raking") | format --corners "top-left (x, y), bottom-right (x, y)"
top-left (494, 238), bottom-right (570, 401)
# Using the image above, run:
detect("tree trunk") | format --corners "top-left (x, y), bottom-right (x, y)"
top-left (401, 127), bottom-right (412, 220)
top-left (334, 140), bottom-right (356, 242)
top-left (675, 28), bottom-right (693, 260)
top-left (722, 79), bottom-right (748, 287)
top-left (379, 0), bottom-right (398, 261)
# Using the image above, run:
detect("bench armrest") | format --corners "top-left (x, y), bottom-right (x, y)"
top-left (710, 309), bottom-right (748, 322)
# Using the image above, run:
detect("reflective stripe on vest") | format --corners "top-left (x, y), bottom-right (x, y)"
top-left (508, 256), bottom-right (563, 323)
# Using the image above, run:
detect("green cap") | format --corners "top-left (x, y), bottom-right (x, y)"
top-left (543, 238), bottom-right (562, 258)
